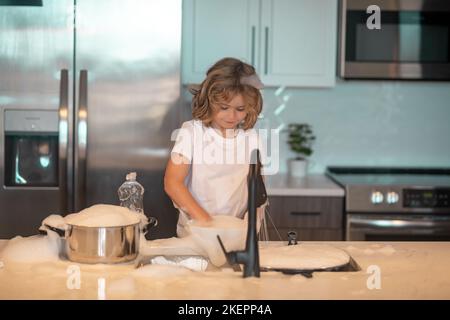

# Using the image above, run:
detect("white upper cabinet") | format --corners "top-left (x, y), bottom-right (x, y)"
top-left (182, 0), bottom-right (259, 84)
top-left (260, 0), bottom-right (337, 87)
top-left (182, 0), bottom-right (337, 87)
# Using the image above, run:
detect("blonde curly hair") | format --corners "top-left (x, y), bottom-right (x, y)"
top-left (189, 57), bottom-right (263, 130)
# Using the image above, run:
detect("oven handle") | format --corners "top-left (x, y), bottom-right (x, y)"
top-left (348, 216), bottom-right (450, 230)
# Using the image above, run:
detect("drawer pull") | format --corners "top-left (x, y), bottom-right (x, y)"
top-left (290, 211), bottom-right (321, 216)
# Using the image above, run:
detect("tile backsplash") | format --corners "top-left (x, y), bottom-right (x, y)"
top-left (259, 79), bottom-right (450, 174)
top-left (181, 79), bottom-right (450, 174)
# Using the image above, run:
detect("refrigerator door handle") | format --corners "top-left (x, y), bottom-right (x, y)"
top-left (75, 69), bottom-right (88, 212)
top-left (59, 69), bottom-right (69, 212)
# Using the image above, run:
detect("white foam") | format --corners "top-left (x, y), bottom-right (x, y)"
top-left (259, 244), bottom-right (350, 270)
top-left (1, 235), bottom-right (60, 263)
top-left (149, 256), bottom-right (208, 272)
top-left (186, 215), bottom-right (246, 267)
top-left (64, 204), bottom-right (147, 227)
top-left (139, 236), bottom-right (204, 256)
top-left (40, 214), bottom-right (68, 230)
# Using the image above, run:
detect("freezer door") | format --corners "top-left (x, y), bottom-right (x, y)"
top-left (75, 0), bottom-right (182, 238)
top-left (0, 1), bottom-right (73, 238)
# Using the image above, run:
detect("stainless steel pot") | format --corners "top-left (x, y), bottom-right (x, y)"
top-left (65, 223), bottom-right (140, 264)
top-left (46, 217), bottom-right (157, 264)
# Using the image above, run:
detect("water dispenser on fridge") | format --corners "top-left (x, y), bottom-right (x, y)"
top-left (4, 110), bottom-right (59, 187)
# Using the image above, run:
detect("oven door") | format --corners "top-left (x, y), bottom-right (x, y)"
top-left (347, 214), bottom-right (450, 241)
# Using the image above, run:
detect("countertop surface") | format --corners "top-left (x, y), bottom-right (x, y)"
top-left (265, 174), bottom-right (344, 197)
top-left (1, 239), bottom-right (450, 300)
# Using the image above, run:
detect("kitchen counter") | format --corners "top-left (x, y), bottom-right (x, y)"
top-left (1, 239), bottom-right (450, 299)
top-left (265, 174), bottom-right (344, 197)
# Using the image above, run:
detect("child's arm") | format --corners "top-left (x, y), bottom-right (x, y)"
top-left (164, 153), bottom-right (212, 222)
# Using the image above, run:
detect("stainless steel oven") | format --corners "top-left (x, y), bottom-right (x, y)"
top-left (339, 0), bottom-right (450, 80)
top-left (327, 167), bottom-right (450, 241)
top-left (347, 214), bottom-right (450, 241)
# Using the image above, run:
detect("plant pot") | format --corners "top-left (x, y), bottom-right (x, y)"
top-left (288, 158), bottom-right (308, 178)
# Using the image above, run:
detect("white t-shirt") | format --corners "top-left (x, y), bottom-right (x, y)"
top-left (171, 119), bottom-right (266, 237)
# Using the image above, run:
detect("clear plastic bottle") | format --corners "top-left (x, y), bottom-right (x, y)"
top-left (117, 172), bottom-right (144, 213)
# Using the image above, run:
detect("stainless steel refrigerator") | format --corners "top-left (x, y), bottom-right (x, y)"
top-left (0, 0), bottom-right (182, 238)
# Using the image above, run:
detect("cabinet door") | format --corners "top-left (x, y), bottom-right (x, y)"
top-left (260, 0), bottom-right (337, 87)
top-left (265, 196), bottom-right (344, 241)
top-left (267, 227), bottom-right (343, 241)
top-left (182, 0), bottom-right (259, 84)
top-left (267, 196), bottom-right (343, 229)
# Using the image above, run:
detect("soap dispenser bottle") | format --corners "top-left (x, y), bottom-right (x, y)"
top-left (117, 172), bottom-right (144, 213)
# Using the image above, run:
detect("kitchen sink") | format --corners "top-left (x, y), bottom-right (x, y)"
top-left (134, 254), bottom-right (361, 277)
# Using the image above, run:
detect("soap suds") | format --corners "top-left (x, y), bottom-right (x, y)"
top-left (140, 236), bottom-right (204, 256)
top-left (40, 214), bottom-right (68, 231)
top-left (149, 256), bottom-right (208, 272)
top-left (260, 244), bottom-right (350, 270)
top-left (1, 242), bottom-right (450, 299)
top-left (186, 216), bottom-right (246, 267)
top-left (65, 204), bottom-right (146, 227)
top-left (1, 235), bottom-right (60, 263)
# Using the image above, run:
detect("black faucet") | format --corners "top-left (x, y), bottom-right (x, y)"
top-left (217, 149), bottom-right (263, 278)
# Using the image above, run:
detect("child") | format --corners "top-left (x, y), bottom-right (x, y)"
top-left (164, 57), bottom-right (267, 237)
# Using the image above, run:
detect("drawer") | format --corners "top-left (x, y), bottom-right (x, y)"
top-left (266, 227), bottom-right (343, 241)
top-left (267, 196), bottom-right (344, 229)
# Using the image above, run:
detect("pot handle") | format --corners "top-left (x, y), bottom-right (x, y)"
top-left (143, 217), bottom-right (158, 233)
top-left (43, 224), bottom-right (66, 238)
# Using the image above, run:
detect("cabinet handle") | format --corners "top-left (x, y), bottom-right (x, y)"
top-left (251, 26), bottom-right (256, 66)
top-left (290, 211), bottom-right (321, 216)
top-left (264, 26), bottom-right (269, 74)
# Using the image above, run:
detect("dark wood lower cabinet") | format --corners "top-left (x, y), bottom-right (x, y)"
top-left (265, 196), bottom-right (344, 241)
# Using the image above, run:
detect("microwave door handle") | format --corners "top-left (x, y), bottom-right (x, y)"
top-left (75, 69), bottom-right (88, 212)
top-left (58, 69), bottom-right (69, 212)
top-left (338, 0), bottom-right (347, 77)
top-left (251, 25), bottom-right (256, 67)
top-left (264, 26), bottom-right (269, 75)
top-left (349, 216), bottom-right (450, 230)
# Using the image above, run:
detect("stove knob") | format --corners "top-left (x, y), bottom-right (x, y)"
top-left (386, 191), bottom-right (399, 204)
top-left (371, 191), bottom-right (384, 204)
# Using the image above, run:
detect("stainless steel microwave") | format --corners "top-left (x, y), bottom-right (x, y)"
top-left (339, 0), bottom-right (450, 80)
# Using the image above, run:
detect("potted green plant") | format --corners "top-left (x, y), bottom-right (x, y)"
top-left (286, 123), bottom-right (316, 177)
